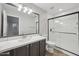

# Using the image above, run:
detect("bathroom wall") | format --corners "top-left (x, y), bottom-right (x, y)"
top-left (38, 12), bottom-right (47, 36)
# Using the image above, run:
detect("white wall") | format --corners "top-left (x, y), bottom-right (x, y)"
top-left (40, 13), bottom-right (48, 36)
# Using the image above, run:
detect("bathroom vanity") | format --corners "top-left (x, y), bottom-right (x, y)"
top-left (0, 35), bottom-right (46, 56)
top-left (10, 39), bottom-right (46, 56)
top-left (0, 4), bottom-right (45, 56)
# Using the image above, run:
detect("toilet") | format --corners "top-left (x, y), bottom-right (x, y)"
top-left (42, 35), bottom-right (56, 53)
top-left (46, 41), bottom-right (56, 53)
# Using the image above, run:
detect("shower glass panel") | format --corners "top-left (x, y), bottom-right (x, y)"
top-left (49, 13), bottom-right (79, 55)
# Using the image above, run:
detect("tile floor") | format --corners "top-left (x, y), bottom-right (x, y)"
top-left (46, 49), bottom-right (68, 56)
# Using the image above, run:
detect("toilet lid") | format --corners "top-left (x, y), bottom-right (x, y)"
top-left (46, 41), bottom-right (55, 45)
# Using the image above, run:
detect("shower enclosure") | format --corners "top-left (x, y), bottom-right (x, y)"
top-left (48, 12), bottom-right (79, 55)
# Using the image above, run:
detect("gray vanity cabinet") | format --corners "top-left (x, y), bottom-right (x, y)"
top-left (39, 39), bottom-right (46, 56)
top-left (10, 45), bottom-right (29, 56)
top-left (0, 39), bottom-right (46, 56)
top-left (13, 46), bottom-right (26, 56)
top-left (29, 41), bottom-right (40, 56)
top-left (25, 45), bottom-right (30, 56)
top-left (29, 39), bottom-right (46, 56)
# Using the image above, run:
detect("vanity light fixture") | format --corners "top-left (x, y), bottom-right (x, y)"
top-left (28, 9), bottom-right (33, 14)
top-left (17, 4), bottom-right (34, 15)
top-left (17, 4), bottom-right (23, 11)
top-left (23, 7), bottom-right (28, 13)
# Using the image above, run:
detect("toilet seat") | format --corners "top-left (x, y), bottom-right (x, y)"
top-left (46, 41), bottom-right (56, 53)
top-left (46, 41), bottom-right (55, 46)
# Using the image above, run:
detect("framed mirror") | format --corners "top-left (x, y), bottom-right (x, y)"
top-left (0, 3), bottom-right (39, 38)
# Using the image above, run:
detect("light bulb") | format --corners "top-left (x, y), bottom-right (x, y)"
top-left (59, 9), bottom-right (63, 11)
top-left (17, 4), bottom-right (23, 11)
top-left (28, 9), bottom-right (33, 14)
top-left (23, 7), bottom-right (28, 13)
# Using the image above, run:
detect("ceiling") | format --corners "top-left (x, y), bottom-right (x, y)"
top-left (34, 3), bottom-right (79, 15)
top-left (9, 3), bottom-right (79, 16)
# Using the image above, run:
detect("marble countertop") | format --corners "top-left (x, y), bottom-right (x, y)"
top-left (0, 34), bottom-right (46, 53)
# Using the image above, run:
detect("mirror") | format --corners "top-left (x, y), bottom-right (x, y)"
top-left (0, 3), bottom-right (39, 37)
